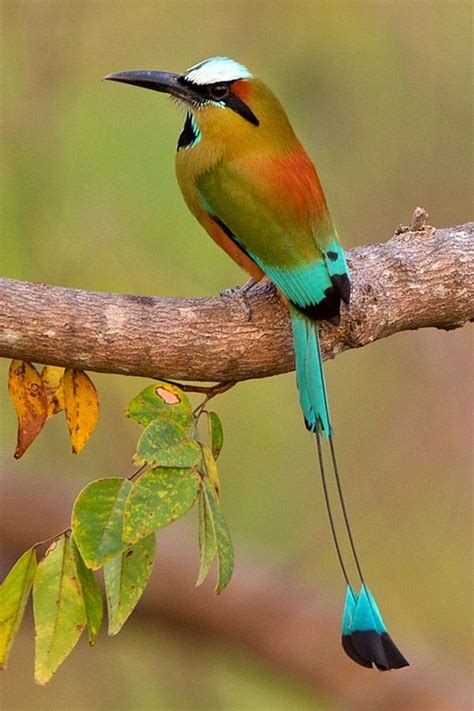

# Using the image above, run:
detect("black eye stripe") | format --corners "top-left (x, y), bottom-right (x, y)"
top-left (178, 76), bottom-right (259, 126)
top-left (226, 93), bottom-right (259, 126)
top-left (179, 78), bottom-right (231, 100)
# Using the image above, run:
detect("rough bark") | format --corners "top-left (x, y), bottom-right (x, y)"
top-left (0, 215), bottom-right (472, 381)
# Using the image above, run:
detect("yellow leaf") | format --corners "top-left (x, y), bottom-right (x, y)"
top-left (8, 360), bottom-right (47, 458)
top-left (41, 365), bottom-right (65, 419)
top-left (63, 369), bottom-right (99, 454)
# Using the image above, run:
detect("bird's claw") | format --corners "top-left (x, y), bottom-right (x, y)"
top-left (220, 278), bottom-right (258, 321)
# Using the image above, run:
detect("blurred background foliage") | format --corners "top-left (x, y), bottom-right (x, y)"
top-left (0, 1), bottom-right (472, 709)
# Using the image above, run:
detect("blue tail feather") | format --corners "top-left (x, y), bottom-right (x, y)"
top-left (324, 238), bottom-right (350, 282)
top-left (341, 585), bottom-right (409, 670)
top-left (291, 302), bottom-right (409, 672)
top-left (352, 585), bottom-right (387, 634)
top-left (291, 309), bottom-right (331, 436)
top-left (342, 585), bottom-right (374, 669)
top-left (341, 586), bottom-right (358, 636)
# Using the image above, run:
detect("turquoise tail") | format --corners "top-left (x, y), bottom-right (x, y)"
top-left (292, 308), bottom-right (409, 670)
top-left (290, 308), bottom-right (331, 436)
top-left (341, 585), bottom-right (409, 670)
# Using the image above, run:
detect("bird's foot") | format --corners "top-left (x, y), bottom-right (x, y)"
top-left (220, 278), bottom-right (259, 321)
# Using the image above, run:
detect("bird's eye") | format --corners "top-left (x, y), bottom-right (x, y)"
top-left (209, 84), bottom-right (229, 101)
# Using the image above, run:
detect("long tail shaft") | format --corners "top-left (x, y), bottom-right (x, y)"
top-left (291, 311), bottom-right (409, 670)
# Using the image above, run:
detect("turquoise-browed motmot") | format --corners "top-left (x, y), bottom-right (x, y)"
top-left (105, 57), bottom-right (408, 671)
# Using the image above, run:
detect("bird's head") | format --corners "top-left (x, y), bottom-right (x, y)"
top-left (104, 57), bottom-right (297, 152)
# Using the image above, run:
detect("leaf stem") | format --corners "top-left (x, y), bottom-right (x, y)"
top-left (192, 381), bottom-right (237, 419)
top-left (32, 527), bottom-right (71, 550)
top-left (127, 463), bottom-right (147, 481)
top-left (156, 378), bottom-right (236, 400)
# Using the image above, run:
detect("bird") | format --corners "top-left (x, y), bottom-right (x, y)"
top-left (105, 56), bottom-right (409, 671)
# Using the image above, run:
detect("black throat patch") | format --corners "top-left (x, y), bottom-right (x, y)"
top-left (177, 113), bottom-right (200, 151)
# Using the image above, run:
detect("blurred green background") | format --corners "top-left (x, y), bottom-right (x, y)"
top-left (1, 1), bottom-right (472, 709)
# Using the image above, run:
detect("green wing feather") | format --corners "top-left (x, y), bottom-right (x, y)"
top-left (197, 162), bottom-right (338, 308)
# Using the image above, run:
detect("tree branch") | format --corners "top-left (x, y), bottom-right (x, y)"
top-left (1, 213), bottom-right (472, 380)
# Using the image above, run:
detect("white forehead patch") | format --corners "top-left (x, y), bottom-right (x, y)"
top-left (185, 57), bottom-right (252, 85)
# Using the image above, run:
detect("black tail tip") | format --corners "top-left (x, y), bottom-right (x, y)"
top-left (342, 631), bottom-right (409, 671)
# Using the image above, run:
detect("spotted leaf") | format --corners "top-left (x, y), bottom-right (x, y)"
top-left (0, 548), bottom-right (37, 669)
top-left (72, 540), bottom-right (103, 646)
top-left (8, 360), bottom-right (47, 458)
top-left (41, 365), bottom-right (65, 419)
top-left (196, 492), bottom-right (217, 587)
top-left (134, 415), bottom-right (201, 469)
top-left (123, 467), bottom-right (200, 545)
top-left (126, 381), bottom-right (193, 429)
top-left (207, 411), bottom-right (224, 460)
top-left (104, 534), bottom-right (156, 636)
top-left (72, 478), bottom-right (132, 569)
top-left (201, 444), bottom-right (220, 497)
top-left (33, 534), bottom-right (86, 685)
top-left (63, 369), bottom-right (99, 454)
top-left (199, 475), bottom-right (234, 594)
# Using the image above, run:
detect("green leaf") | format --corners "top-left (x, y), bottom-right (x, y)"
top-left (104, 534), bottom-right (156, 636)
top-left (33, 534), bottom-right (86, 685)
top-left (196, 493), bottom-right (217, 587)
top-left (126, 381), bottom-right (193, 428)
top-left (200, 475), bottom-right (234, 594)
top-left (0, 548), bottom-right (37, 669)
top-left (201, 444), bottom-right (220, 497)
top-left (134, 416), bottom-right (201, 469)
top-left (123, 468), bottom-right (200, 545)
top-left (72, 539), bottom-right (103, 645)
top-left (72, 478), bottom-right (132, 569)
top-left (208, 411), bottom-right (224, 460)
top-left (195, 445), bottom-right (221, 586)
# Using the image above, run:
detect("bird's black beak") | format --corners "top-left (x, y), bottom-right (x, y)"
top-left (103, 70), bottom-right (192, 102)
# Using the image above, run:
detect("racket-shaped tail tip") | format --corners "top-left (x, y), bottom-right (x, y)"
top-left (341, 586), bottom-right (372, 668)
top-left (341, 585), bottom-right (409, 671)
